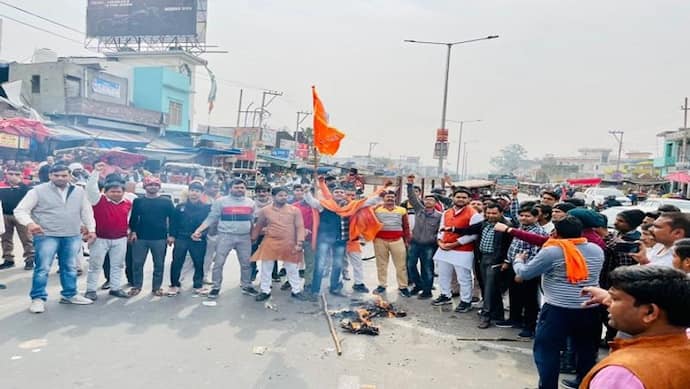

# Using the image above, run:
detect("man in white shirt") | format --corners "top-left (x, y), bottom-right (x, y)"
top-left (633, 212), bottom-right (690, 267)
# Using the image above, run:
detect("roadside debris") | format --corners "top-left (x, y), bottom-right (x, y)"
top-left (332, 297), bottom-right (407, 336)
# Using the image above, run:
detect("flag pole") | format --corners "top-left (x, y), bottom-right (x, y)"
top-left (312, 143), bottom-right (319, 185)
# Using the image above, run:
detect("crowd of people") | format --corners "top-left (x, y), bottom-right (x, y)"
top-left (0, 159), bottom-right (688, 389)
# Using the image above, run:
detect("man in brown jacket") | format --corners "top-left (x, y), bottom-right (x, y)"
top-left (580, 266), bottom-right (690, 389)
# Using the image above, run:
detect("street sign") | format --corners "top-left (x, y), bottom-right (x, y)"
top-left (436, 128), bottom-right (449, 142)
top-left (433, 142), bottom-right (448, 158)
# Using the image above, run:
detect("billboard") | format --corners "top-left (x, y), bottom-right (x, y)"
top-left (86, 0), bottom-right (200, 38)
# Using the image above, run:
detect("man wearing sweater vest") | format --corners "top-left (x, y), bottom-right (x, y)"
top-left (432, 188), bottom-right (484, 312)
top-left (15, 164), bottom-right (96, 313)
top-left (372, 190), bottom-right (412, 297)
top-left (193, 179), bottom-right (258, 299)
top-left (512, 216), bottom-right (604, 389)
top-left (580, 266), bottom-right (690, 389)
top-left (84, 163), bottom-right (132, 300)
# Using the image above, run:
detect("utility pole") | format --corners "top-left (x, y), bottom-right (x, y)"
top-left (609, 130), bottom-right (624, 174)
top-left (258, 90), bottom-right (282, 129)
top-left (681, 97), bottom-right (689, 163)
top-left (236, 89), bottom-right (243, 127)
top-left (294, 111), bottom-right (311, 142)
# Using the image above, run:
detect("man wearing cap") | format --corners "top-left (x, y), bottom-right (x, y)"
top-left (167, 180), bottom-right (211, 296)
top-left (0, 165), bottom-right (34, 270)
top-left (128, 175), bottom-right (175, 297)
top-left (14, 164), bottom-right (97, 313)
top-left (83, 162), bottom-right (132, 300)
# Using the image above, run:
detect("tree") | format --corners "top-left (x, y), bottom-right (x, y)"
top-left (490, 144), bottom-right (529, 174)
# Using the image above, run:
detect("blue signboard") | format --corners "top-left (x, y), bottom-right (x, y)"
top-left (270, 148), bottom-right (290, 159)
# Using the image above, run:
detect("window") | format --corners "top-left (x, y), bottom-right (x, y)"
top-left (65, 76), bottom-right (81, 97)
top-left (31, 75), bottom-right (41, 93)
top-left (168, 100), bottom-right (183, 127)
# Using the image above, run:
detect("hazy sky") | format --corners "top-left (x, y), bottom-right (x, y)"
top-left (1, 0), bottom-right (690, 173)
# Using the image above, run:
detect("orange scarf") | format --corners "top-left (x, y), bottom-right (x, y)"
top-left (543, 237), bottom-right (589, 284)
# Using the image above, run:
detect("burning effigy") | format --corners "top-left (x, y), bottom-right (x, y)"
top-left (331, 297), bottom-right (407, 336)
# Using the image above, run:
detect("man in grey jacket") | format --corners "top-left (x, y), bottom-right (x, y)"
top-left (405, 176), bottom-right (442, 299)
top-left (14, 164), bottom-right (96, 314)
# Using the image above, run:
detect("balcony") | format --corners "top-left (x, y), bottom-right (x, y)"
top-left (653, 155), bottom-right (676, 168)
top-left (662, 129), bottom-right (690, 142)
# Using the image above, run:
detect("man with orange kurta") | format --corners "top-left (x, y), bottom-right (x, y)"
top-left (251, 187), bottom-right (308, 302)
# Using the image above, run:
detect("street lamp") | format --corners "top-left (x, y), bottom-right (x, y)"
top-left (404, 35), bottom-right (499, 174)
top-left (462, 140), bottom-right (479, 180)
top-left (447, 119), bottom-right (481, 177)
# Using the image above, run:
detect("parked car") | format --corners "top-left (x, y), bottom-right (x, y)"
top-left (583, 187), bottom-right (632, 208)
top-left (599, 198), bottom-right (690, 230)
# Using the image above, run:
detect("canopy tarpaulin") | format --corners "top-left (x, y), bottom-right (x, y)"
top-left (666, 171), bottom-right (690, 184)
top-left (566, 177), bottom-right (602, 186)
top-left (55, 147), bottom-right (146, 168)
top-left (0, 117), bottom-right (51, 141)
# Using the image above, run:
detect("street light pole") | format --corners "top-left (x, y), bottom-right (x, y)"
top-left (404, 35), bottom-right (499, 175)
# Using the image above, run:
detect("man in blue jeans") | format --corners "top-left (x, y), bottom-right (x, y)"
top-left (512, 216), bottom-right (604, 389)
top-left (404, 176), bottom-right (441, 299)
top-left (14, 164), bottom-right (96, 314)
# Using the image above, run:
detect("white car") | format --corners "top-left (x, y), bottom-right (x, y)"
top-left (584, 187), bottom-right (632, 208)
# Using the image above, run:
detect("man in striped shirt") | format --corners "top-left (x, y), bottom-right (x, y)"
top-left (512, 216), bottom-right (604, 389)
top-left (372, 190), bottom-right (411, 297)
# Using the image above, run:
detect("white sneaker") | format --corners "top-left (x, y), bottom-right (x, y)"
top-left (29, 299), bottom-right (45, 313)
top-left (59, 295), bottom-right (94, 305)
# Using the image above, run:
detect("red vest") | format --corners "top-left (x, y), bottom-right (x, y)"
top-left (93, 196), bottom-right (132, 239)
top-left (440, 206), bottom-right (477, 252)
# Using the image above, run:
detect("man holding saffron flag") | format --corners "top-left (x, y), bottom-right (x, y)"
top-left (511, 216), bottom-right (604, 389)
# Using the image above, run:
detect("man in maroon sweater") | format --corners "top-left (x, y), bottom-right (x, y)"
top-left (84, 163), bottom-right (132, 300)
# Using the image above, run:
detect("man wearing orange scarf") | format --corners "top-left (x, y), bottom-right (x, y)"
top-left (512, 216), bottom-right (604, 389)
top-left (304, 179), bottom-right (382, 296)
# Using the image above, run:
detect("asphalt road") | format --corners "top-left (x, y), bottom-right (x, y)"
top-left (0, 242), bottom-right (538, 389)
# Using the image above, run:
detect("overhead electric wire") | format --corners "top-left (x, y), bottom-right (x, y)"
top-left (0, 13), bottom-right (84, 45)
top-left (0, 0), bottom-right (84, 34)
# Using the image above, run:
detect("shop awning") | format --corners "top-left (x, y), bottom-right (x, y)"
top-left (47, 126), bottom-right (92, 142)
top-left (0, 117), bottom-right (51, 141)
top-left (198, 147), bottom-right (241, 155)
top-left (666, 171), bottom-right (690, 184)
top-left (199, 133), bottom-right (233, 144)
top-left (70, 125), bottom-right (150, 149)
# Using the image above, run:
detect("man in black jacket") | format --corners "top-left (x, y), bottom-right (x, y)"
top-left (0, 166), bottom-right (34, 270)
top-left (167, 181), bottom-right (211, 296)
top-left (456, 202), bottom-right (513, 328)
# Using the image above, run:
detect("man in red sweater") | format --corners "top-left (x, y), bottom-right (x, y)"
top-left (84, 162), bottom-right (132, 300)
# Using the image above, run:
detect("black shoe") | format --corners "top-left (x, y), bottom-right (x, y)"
top-left (451, 291), bottom-right (460, 298)
top-left (518, 328), bottom-right (535, 338)
top-left (399, 288), bottom-right (411, 298)
top-left (100, 281), bottom-right (111, 290)
top-left (84, 291), bottom-right (98, 301)
top-left (108, 289), bottom-right (129, 298)
top-left (478, 317), bottom-right (491, 329)
top-left (454, 301), bottom-right (472, 313)
top-left (278, 268), bottom-right (286, 277)
top-left (372, 286), bottom-right (386, 295)
top-left (241, 286), bottom-right (259, 297)
top-left (418, 291), bottom-right (433, 300)
top-left (409, 286), bottom-right (423, 295)
top-left (352, 283), bottom-right (370, 293)
top-left (560, 378), bottom-right (580, 389)
top-left (471, 296), bottom-right (480, 303)
top-left (208, 289), bottom-right (220, 299)
top-left (495, 319), bottom-right (522, 329)
top-left (431, 295), bottom-right (452, 306)
top-left (281, 281), bottom-right (291, 290)
top-left (24, 261), bottom-right (34, 270)
top-left (272, 275), bottom-right (281, 283)
top-left (291, 292), bottom-right (309, 301)
top-left (0, 261), bottom-right (15, 270)
top-left (299, 269), bottom-right (305, 278)
top-left (255, 292), bottom-right (271, 302)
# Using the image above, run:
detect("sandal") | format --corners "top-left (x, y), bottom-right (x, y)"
top-left (153, 288), bottom-right (164, 297)
top-left (194, 288), bottom-right (209, 296)
top-left (166, 287), bottom-right (179, 297)
top-left (127, 288), bottom-right (141, 297)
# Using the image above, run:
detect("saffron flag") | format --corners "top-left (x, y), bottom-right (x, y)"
top-left (312, 86), bottom-right (345, 155)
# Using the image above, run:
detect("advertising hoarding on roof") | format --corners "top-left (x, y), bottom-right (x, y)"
top-left (86, 0), bottom-right (200, 39)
